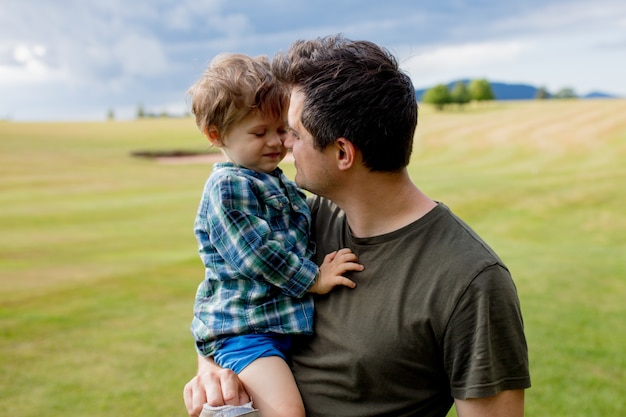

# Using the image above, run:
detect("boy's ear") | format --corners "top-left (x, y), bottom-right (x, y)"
top-left (335, 138), bottom-right (356, 171)
top-left (203, 125), bottom-right (223, 147)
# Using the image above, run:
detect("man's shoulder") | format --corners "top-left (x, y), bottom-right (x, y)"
top-left (307, 195), bottom-right (344, 221)
top-left (307, 195), bottom-right (337, 211)
top-left (434, 204), bottom-right (505, 264)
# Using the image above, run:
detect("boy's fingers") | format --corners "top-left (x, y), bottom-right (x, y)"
top-left (337, 277), bottom-right (357, 288)
top-left (323, 250), bottom-right (338, 262)
top-left (337, 262), bottom-right (364, 273)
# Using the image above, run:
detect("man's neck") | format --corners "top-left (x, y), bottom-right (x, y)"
top-left (331, 170), bottom-right (437, 238)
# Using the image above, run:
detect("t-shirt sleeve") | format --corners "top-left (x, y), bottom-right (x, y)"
top-left (444, 263), bottom-right (531, 400)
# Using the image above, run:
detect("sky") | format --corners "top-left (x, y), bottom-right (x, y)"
top-left (1, 0), bottom-right (625, 121)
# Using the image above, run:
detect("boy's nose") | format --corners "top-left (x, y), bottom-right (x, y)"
top-left (283, 133), bottom-right (294, 149)
top-left (269, 133), bottom-right (283, 147)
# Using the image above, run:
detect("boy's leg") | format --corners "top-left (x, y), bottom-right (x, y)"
top-left (238, 356), bottom-right (305, 417)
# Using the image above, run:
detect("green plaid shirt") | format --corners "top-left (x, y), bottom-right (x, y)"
top-left (191, 163), bottom-right (317, 356)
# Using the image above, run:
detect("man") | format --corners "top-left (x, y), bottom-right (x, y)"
top-left (184, 35), bottom-right (530, 417)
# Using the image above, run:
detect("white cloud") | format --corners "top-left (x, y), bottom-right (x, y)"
top-left (0, 43), bottom-right (68, 85)
top-left (411, 41), bottom-right (528, 70)
top-left (493, 0), bottom-right (626, 34)
top-left (112, 34), bottom-right (169, 76)
top-left (13, 44), bottom-right (46, 63)
top-left (399, 41), bottom-right (531, 88)
top-left (163, 0), bottom-right (253, 36)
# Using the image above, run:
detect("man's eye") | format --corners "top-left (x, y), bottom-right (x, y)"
top-left (287, 128), bottom-right (299, 139)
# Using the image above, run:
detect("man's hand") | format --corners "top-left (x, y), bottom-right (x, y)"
top-left (183, 355), bottom-right (250, 417)
top-left (309, 248), bottom-right (364, 294)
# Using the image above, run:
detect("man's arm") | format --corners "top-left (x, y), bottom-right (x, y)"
top-left (183, 354), bottom-right (251, 417)
top-left (455, 389), bottom-right (525, 417)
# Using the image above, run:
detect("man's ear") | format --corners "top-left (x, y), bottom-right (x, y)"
top-left (335, 138), bottom-right (356, 171)
top-left (203, 125), bottom-right (223, 147)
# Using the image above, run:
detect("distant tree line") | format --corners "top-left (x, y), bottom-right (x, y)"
top-left (422, 79), bottom-right (494, 110)
top-left (105, 104), bottom-right (191, 121)
top-left (422, 80), bottom-right (579, 111)
top-left (136, 104), bottom-right (189, 119)
top-left (534, 86), bottom-right (578, 100)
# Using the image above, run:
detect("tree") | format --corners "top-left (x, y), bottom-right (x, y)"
top-left (107, 108), bottom-right (115, 121)
top-left (451, 81), bottom-right (471, 106)
top-left (553, 87), bottom-right (577, 99)
top-left (535, 87), bottom-right (550, 100)
top-left (468, 79), bottom-right (495, 101)
top-left (422, 84), bottom-right (452, 110)
top-left (137, 103), bottom-right (145, 119)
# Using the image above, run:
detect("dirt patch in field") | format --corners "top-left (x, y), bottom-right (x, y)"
top-left (131, 150), bottom-right (294, 164)
top-left (156, 153), bottom-right (227, 164)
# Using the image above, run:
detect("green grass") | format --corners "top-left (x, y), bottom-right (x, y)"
top-left (1, 100), bottom-right (625, 416)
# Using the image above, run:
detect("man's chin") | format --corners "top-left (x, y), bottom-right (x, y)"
top-left (295, 177), bottom-right (309, 191)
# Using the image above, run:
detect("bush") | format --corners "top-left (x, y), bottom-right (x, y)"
top-left (423, 84), bottom-right (452, 110)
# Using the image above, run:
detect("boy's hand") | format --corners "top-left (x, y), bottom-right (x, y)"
top-left (309, 248), bottom-right (364, 294)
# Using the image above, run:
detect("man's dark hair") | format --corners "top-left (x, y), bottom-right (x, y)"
top-left (272, 34), bottom-right (418, 172)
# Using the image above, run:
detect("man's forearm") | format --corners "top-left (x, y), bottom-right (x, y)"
top-left (455, 389), bottom-right (525, 417)
top-left (197, 353), bottom-right (218, 373)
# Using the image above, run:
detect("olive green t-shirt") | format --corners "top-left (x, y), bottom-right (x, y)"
top-left (291, 197), bottom-right (530, 417)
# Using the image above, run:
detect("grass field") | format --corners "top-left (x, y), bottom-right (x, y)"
top-left (1, 99), bottom-right (625, 416)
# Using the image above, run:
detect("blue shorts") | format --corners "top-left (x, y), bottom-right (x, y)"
top-left (213, 334), bottom-right (292, 374)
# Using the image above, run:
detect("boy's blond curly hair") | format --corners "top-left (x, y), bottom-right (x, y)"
top-left (188, 53), bottom-right (289, 137)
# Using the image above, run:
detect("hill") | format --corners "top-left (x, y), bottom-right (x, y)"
top-left (415, 80), bottom-right (619, 101)
top-left (583, 91), bottom-right (616, 99)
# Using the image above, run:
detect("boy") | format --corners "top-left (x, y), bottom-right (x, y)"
top-left (187, 53), bottom-right (363, 417)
